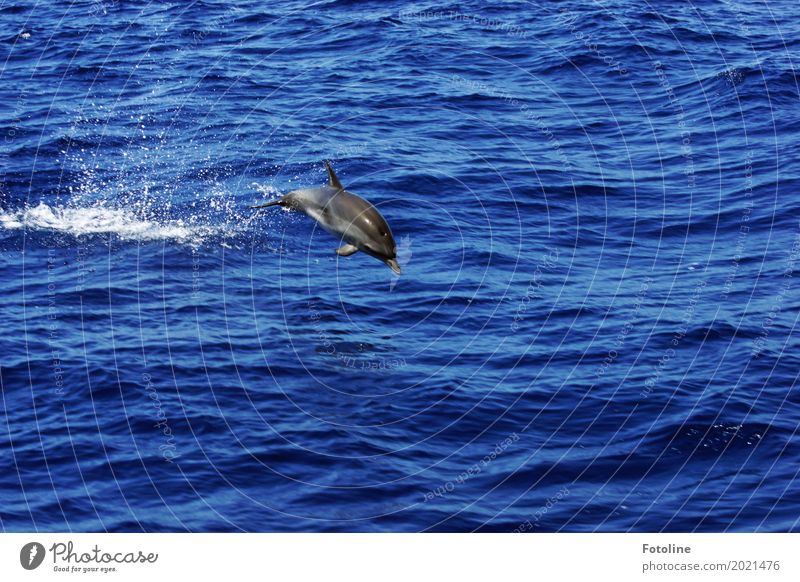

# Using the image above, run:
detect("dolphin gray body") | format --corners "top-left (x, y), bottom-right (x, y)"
top-left (252, 161), bottom-right (400, 274)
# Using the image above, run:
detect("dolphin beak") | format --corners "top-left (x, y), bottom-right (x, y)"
top-left (387, 259), bottom-right (401, 275)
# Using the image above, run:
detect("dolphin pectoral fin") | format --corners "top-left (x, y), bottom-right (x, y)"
top-left (324, 160), bottom-right (344, 191)
top-left (250, 199), bottom-right (282, 209)
top-left (336, 244), bottom-right (359, 257)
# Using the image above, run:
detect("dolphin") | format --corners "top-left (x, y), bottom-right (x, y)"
top-left (251, 161), bottom-right (401, 274)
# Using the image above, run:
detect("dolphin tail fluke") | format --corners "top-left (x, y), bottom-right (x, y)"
top-left (250, 199), bottom-right (283, 209)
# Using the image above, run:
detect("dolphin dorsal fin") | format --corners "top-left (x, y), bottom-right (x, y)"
top-left (324, 160), bottom-right (344, 190)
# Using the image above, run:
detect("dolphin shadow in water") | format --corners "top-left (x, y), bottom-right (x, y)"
top-left (251, 161), bottom-right (401, 274)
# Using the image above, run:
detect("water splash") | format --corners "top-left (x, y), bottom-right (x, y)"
top-left (0, 202), bottom-right (212, 243)
top-left (0, 184), bottom-right (283, 246)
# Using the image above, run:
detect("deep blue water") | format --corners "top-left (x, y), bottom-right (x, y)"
top-left (1, 0), bottom-right (799, 532)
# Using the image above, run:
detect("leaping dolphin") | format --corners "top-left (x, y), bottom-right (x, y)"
top-left (251, 161), bottom-right (401, 274)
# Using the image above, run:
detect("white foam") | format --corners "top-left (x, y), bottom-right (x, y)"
top-left (1, 182), bottom-right (283, 245)
top-left (0, 203), bottom-right (211, 243)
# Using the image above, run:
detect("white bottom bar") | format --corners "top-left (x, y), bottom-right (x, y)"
top-left (1, 533), bottom-right (794, 581)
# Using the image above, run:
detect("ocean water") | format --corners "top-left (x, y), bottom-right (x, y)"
top-left (1, 0), bottom-right (799, 532)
